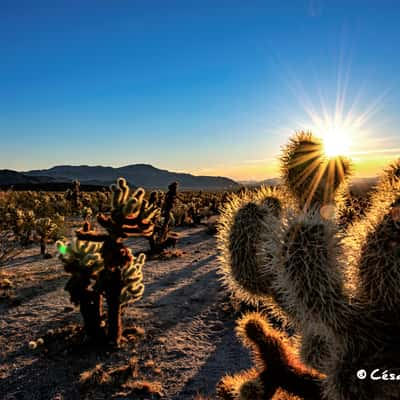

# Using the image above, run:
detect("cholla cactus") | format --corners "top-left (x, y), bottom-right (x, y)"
top-left (81, 206), bottom-right (93, 221)
top-left (65, 179), bottom-right (82, 213)
top-left (119, 252), bottom-right (145, 305)
top-left (217, 186), bottom-right (294, 305)
top-left (383, 158), bottom-right (400, 183)
top-left (0, 230), bottom-right (21, 267)
top-left (57, 238), bottom-right (105, 342)
top-left (6, 208), bottom-right (36, 245)
top-left (345, 177), bottom-right (400, 311)
top-left (69, 177), bottom-right (159, 345)
top-left (217, 313), bottom-right (322, 400)
top-left (280, 131), bottom-right (351, 210)
top-left (263, 209), bottom-right (351, 332)
top-left (217, 132), bottom-right (400, 400)
top-left (148, 182), bottom-right (180, 254)
top-left (34, 217), bottom-right (59, 258)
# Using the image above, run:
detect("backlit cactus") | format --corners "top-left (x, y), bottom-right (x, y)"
top-left (217, 131), bottom-right (400, 400)
top-left (261, 209), bottom-right (350, 333)
top-left (57, 238), bottom-right (105, 342)
top-left (65, 179), bottom-right (82, 213)
top-left (148, 182), bottom-right (180, 254)
top-left (217, 185), bottom-right (295, 305)
top-left (81, 206), bottom-right (93, 221)
top-left (34, 216), bottom-right (60, 258)
top-left (119, 251), bottom-right (145, 305)
top-left (344, 177), bottom-right (400, 312)
top-left (383, 158), bottom-right (400, 183)
top-left (6, 208), bottom-right (35, 245)
top-left (280, 131), bottom-right (351, 209)
top-left (217, 313), bottom-right (322, 400)
top-left (59, 177), bottom-right (159, 345)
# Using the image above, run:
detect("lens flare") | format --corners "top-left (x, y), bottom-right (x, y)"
top-left (58, 244), bottom-right (68, 255)
top-left (320, 204), bottom-right (336, 220)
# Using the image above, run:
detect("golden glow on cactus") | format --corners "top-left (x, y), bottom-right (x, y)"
top-left (344, 177), bottom-right (400, 310)
top-left (280, 131), bottom-right (352, 208)
top-left (216, 186), bottom-right (293, 305)
top-left (120, 249), bottom-right (145, 305)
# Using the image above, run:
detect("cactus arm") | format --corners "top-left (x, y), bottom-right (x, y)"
top-left (218, 313), bottom-right (323, 400)
top-left (96, 213), bottom-right (114, 230)
top-left (122, 224), bottom-right (154, 237)
top-left (264, 210), bottom-right (350, 335)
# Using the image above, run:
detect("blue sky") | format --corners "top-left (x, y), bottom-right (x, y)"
top-left (1, 0), bottom-right (400, 180)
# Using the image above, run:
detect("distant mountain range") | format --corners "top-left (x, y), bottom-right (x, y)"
top-left (0, 170), bottom-right (57, 185)
top-left (0, 164), bottom-right (379, 192)
top-left (0, 164), bottom-right (239, 191)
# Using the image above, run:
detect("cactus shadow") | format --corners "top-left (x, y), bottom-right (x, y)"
top-left (133, 267), bottom-right (219, 333)
top-left (1, 275), bottom-right (67, 310)
top-left (175, 320), bottom-right (252, 399)
top-left (143, 254), bottom-right (217, 299)
top-left (0, 318), bottom-right (132, 400)
top-left (0, 314), bottom-right (84, 400)
top-left (1, 252), bottom-right (42, 269)
top-left (0, 356), bottom-right (81, 400)
top-left (1, 312), bottom-right (79, 361)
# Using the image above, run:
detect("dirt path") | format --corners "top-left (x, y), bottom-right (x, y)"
top-left (0, 226), bottom-right (251, 400)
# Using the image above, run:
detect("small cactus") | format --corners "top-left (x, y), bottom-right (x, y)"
top-left (148, 182), bottom-right (180, 254)
top-left (81, 206), bottom-right (93, 221)
top-left (34, 217), bottom-right (59, 258)
top-left (65, 179), bottom-right (82, 213)
top-left (67, 177), bottom-right (160, 345)
top-left (57, 237), bottom-right (105, 342)
top-left (6, 208), bottom-right (35, 245)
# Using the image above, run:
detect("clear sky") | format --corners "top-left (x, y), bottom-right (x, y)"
top-left (1, 0), bottom-right (400, 181)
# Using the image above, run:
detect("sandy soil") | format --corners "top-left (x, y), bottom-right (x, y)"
top-left (0, 226), bottom-right (251, 400)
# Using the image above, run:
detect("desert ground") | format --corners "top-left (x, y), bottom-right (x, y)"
top-left (0, 225), bottom-right (251, 400)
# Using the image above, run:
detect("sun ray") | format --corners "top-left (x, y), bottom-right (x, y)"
top-left (305, 158), bottom-right (328, 209)
top-left (294, 156), bottom-right (323, 189)
top-left (278, 51), bottom-right (391, 178)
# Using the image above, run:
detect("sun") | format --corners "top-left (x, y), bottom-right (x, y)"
top-left (321, 126), bottom-right (352, 158)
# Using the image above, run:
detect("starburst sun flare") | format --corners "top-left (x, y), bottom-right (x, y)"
top-left (321, 126), bottom-right (352, 158)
